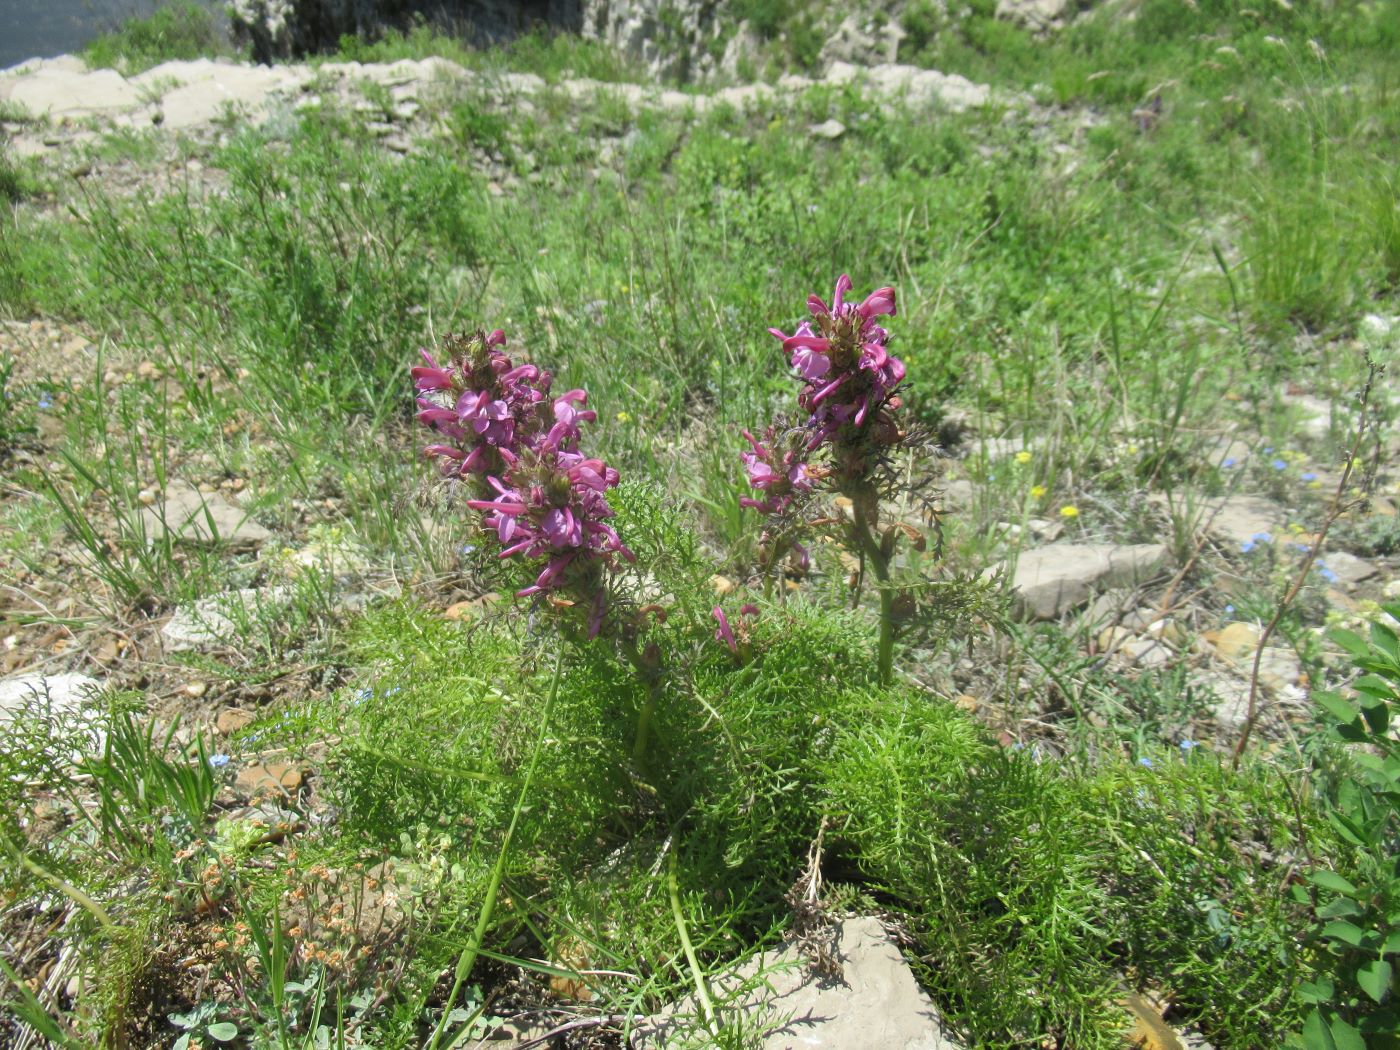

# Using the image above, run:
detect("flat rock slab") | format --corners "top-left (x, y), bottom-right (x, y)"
top-left (1001, 543), bottom-right (1171, 621)
top-left (140, 481), bottom-right (270, 550)
top-left (0, 672), bottom-right (104, 720)
top-left (0, 673), bottom-right (107, 761)
top-left (639, 917), bottom-right (963, 1049)
top-left (163, 587), bottom-right (291, 652)
top-left (1320, 550), bottom-right (1379, 587)
top-left (4, 68), bottom-right (140, 116)
top-left (1198, 495), bottom-right (1284, 547)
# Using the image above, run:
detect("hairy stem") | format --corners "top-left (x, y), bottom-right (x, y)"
top-left (623, 640), bottom-right (664, 767)
top-left (852, 498), bottom-right (895, 686)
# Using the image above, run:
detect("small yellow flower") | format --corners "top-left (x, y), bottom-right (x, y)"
top-left (1126, 444), bottom-right (1139, 455)
top-left (616, 411), bottom-right (632, 424)
top-left (1030, 485), bottom-right (1047, 499)
top-left (1014, 451), bottom-right (1033, 465)
top-left (1308, 480), bottom-right (1323, 489)
top-left (1059, 505), bottom-right (1080, 519)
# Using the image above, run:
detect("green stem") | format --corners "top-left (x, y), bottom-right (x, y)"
top-left (622, 639), bottom-right (665, 768)
top-left (429, 648), bottom-right (565, 1050)
top-left (668, 851), bottom-right (717, 1032)
top-left (853, 500), bottom-right (894, 686)
top-left (633, 685), bottom-right (658, 766)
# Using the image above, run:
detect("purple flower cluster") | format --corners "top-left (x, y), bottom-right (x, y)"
top-left (769, 274), bottom-right (905, 457)
top-left (415, 328), bottom-right (633, 635)
top-left (413, 328), bottom-right (553, 481)
top-left (739, 426), bottom-right (816, 516)
top-left (742, 276), bottom-right (905, 520)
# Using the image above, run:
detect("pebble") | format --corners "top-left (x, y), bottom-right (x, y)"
top-left (215, 707), bottom-right (255, 734)
top-left (1213, 622), bottom-right (1260, 662)
top-left (182, 681), bottom-right (207, 698)
top-left (235, 762), bottom-right (304, 796)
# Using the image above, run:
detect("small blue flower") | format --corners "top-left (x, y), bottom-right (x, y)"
top-left (459, 544), bottom-right (477, 555)
top-left (1179, 739), bottom-right (1199, 752)
top-left (1292, 543), bottom-right (1312, 554)
top-left (353, 688), bottom-right (373, 704)
top-left (1224, 603), bottom-right (1235, 615)
top-left (37, 394), bottom-right (54, 410)
top-left (1263, 446), bottom-right (1274, 454)
top-left (1252, 532), bottom-right (1272, 543)
top-left (1138, 756), bottom-right (1154, 768)
top-left (1301, 472), bottom-right (1317, 482)
top-left (1222, 457), bottom-right (1237, 469)
top-left (209, 753), bottom-right (230, 768)
top-left (1240, 540), bottom-right (1257, 553)
top-left (1272, 459), bottom-right (1287, 471)
top-left (1318, 564), bottom-right (1338, 584)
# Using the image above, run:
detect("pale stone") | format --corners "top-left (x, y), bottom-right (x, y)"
top-left (0, 673), bottom-right (107, 761)
top-left (998, 543), bottom-right (1172, 621)
top-left (8, 69), bottom-right (140, 117)
top-left (140, 481), bottom-right (271, 550)
top-left (995, 0), bottom-right (1071, 29)
top-left (235, 762), bottom-right (303, 795)
top-left (0, 673), bottom-right (104, 721)
top-left (811, 118), bottom-right (847, 139)
top-left (216, 707), bottom-right (255, 734)
top-left (1197, 495), bottom-right (1285, 547)
top-left (1214, 621), bottom-right (1260, 661)
top-left (1122, 637), bottom-right (1171, 668)
top-left (1319, 551), bottom-right (1378, 587)
top-left (162, 587), bottom-right (291, 652)
top-left (639, 916), bottom-right (963, 1049)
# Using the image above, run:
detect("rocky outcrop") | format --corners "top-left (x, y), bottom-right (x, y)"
top-left (581, 0), bottom-right (723, 81)
top-left (0, 51), bottom-right (997, 148)
top-left (229, 0), bottom-right (585, 62)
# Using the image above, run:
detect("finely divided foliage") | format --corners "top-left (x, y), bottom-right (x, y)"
top-left (2, 1), bottom-right (1399, 1047)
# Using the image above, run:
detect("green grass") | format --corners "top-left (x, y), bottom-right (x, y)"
top-left (82, 1), bottom-right (231, 75)
top-left (2, 0), bottom-right (1399, 1046)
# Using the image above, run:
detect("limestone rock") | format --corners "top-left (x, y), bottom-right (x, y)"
top-left (1000, 543), bottom-right (1171, 621)
top-left (0, 673), bottom-right (107, 761)
top-left (216, 707), bottom-right (256, 735)
top-left (163, 587), bottom-right (292, 652)
top-left (1198, 495), bottom-right (1284, 547)
top-left (995, 0), bottom-right (1071, 30)
top-left (811, 118), bottom-right (847, 139)
top-left (235, 761), bottom-right (303, 796)
top-left (638, 916), bottom-right (963, 1049)
top-left (1319, 550), bottom-right (1378, 587)
top-left (0, 672), bottom-right (104, 721)
top-left (140, 481), bottom-right (271, 550)
top-left (1213, 621), bottom-right (1260, 662)
top-left (6, 68), bottom-right (140, 117)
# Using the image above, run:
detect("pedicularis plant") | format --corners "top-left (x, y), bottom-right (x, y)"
top-left (412, 277), bottom-right (924, 756)
top-left (745, 274), bottom-right (926, 685)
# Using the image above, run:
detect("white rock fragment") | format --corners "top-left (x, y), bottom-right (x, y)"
top-left (638, 916), bottom-right (964, 1049)
top-left (999, 543), bottom-right (1172, 621)
top-left (139, 481), bottom-right (271, 551)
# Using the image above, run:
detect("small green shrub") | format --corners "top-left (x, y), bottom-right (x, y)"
top-left (82, 1), bottom-right (228, 75)
top-left (1297, 605), bottom-right (1400, 1047)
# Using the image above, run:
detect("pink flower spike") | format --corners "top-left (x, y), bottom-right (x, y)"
top-left (739, 604), bottom-right (759, 617)
top-left (713, 607), bottom-right (738, 655)
top-left (486, 329), bottom-right (506, 346)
